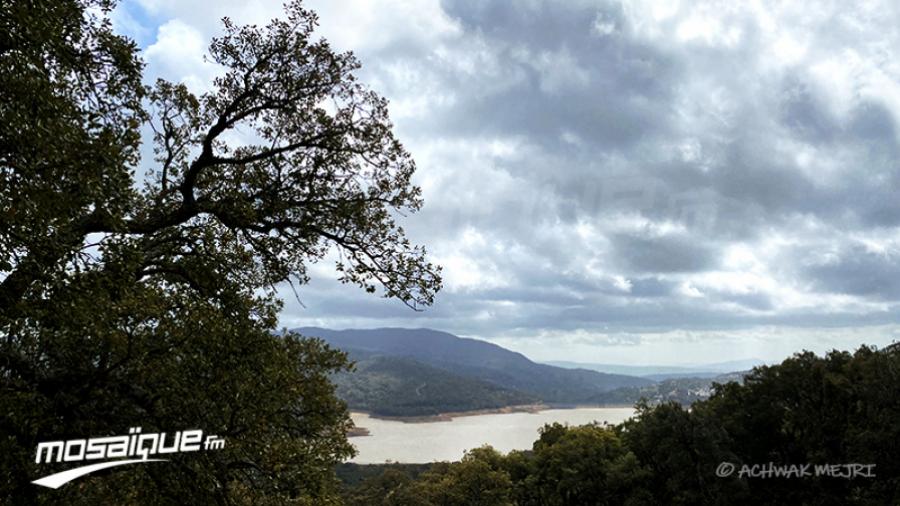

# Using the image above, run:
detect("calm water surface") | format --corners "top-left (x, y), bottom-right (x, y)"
top-left (350, 407), bottom-right (636, 463)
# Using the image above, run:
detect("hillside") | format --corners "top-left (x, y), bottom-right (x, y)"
top-left (333, 350), bottom-right (538, 417)
top-left (298, 327), bottom-right (654, 404)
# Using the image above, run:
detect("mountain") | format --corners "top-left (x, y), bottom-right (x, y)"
top-left (296, 327), bottom-right (654, 405)
top-left (333, 349), bottom-right (537, 417)
top-left (546, 358), bottom-right (765, 380)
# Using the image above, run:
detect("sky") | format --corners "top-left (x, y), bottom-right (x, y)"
top-left (113, 0), bottom-right (900, 365)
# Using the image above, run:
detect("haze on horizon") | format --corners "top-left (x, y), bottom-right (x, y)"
top-left (118, 0), bottom-right (900, 365)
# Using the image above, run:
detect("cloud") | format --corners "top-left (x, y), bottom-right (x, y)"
top-left (610, 232), bottom-right (718, 273)
top-left (143, 19), bottom-right (222, 92)
top-left (802, 241), bottom-right (900, 300)
top-left (119, 0), bottom-right (900, 363)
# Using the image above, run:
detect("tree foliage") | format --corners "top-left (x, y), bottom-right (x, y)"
top-left (1, 0), bottom-right (440, 503)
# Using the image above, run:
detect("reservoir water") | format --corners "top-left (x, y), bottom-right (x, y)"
top-left (349, 407), bottom-right (636, 464)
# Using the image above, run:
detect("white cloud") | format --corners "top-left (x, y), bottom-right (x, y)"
top-left (144, 19), bottom-right (222, 92)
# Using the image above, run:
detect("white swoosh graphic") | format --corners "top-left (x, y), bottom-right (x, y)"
top-left (32, 459), bottom-right (167, 489)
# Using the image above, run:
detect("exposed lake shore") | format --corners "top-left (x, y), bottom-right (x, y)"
top-left (349, 403), bottom-right (636, 434)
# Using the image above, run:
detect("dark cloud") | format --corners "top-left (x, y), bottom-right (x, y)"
top-left (628, 276), bottom-right (676, 297)
top-left (611, 233), bottom-right (717, 273)
top-left (778, 77), bottom-right (841, 144)
top-left (803, 243), bottom-right (900, 300)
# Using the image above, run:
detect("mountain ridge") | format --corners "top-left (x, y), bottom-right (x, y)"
top-left (296, 327), bottom-right (653, 406)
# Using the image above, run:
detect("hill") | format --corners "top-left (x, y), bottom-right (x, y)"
top-left (297, 327), bottom-right (653, 405)
top-left (333, 349), bottom-right (538, 417)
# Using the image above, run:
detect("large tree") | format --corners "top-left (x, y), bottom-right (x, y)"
top-left (0, 0), bottom-right (440, 503)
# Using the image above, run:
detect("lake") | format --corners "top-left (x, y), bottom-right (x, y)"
top-left (349, 407), bottom-right (636, 464)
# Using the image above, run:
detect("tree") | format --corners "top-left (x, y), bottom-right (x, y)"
top-left (404, 447), bottom-right (514, 506)
top-left (342, 448), bottom-right (515, 506)
top-left (528, 423), bottom-right (651, 506)
top-left (696, 347), bottom-right (900, 505)
top-left (619, 401), bottom-right (746, 505)
top-left (1, 0), bottom-right (440, 502)
top-left (342, 467), bottom-right (423, 506)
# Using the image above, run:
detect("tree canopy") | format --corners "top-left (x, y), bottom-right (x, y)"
top-left (1, 0), bottom-right (440, 503)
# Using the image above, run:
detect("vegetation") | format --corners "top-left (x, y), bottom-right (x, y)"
top-left (341, 345), bottom-right (900, 505)
top-left (334, 350), bottom-right (537, 417)
top-left (1, 1), bottom-right (439, 503)
top-left (335, 462), bottom-right (432, 488)
top-left (303, 327), bottom-right (653, 405)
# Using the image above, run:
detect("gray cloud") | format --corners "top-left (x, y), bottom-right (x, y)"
top-left (802, 243), bottom-right (900, 300)
top-left (610, 233), bottom-right (718, 273)
top-left (126, 0), bottom-right (900, 362)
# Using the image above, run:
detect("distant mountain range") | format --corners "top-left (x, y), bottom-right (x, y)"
top-left (546, 358), bottom-right (765, 380)
top-left (590, 371), bottom-right (748, 405)
top-left (293, 327), bottom-right (751, 417)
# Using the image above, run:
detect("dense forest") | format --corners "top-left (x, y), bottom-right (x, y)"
top-left (340, 345), bottom-right (900, 505)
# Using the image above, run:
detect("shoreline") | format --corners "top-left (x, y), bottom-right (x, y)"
top-left (361, 403), bottom-right (548, 423)
top-left (347, 426), bottom-right (371, 437)
top-left (349, 403), bottom-right (636, 429)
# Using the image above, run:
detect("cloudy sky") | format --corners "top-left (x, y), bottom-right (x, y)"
top-left (115, 0), bottom-right (900, 365)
